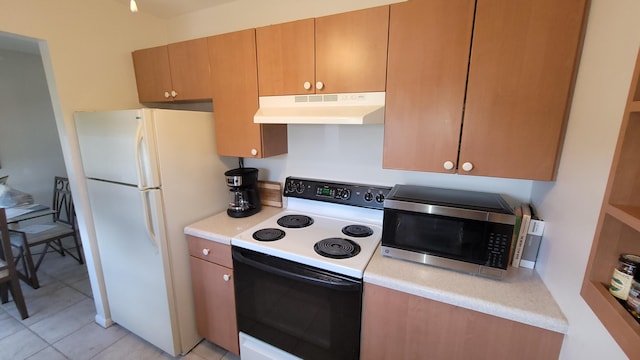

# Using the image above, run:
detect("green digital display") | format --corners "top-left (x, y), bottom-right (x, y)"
top-left (321, 188), bottom-right (331, 196)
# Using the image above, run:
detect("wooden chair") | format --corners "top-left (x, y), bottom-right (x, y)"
top-left (10, 176), bottom-right (84, 289)
top-left (0, 208), bottom-right (29, 319)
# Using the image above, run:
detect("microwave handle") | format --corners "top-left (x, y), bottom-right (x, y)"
top-left (233, 248), bottom-right (361, 291)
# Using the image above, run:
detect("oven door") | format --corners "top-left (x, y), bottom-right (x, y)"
top-left (232, 247), bottom-right (362, 360)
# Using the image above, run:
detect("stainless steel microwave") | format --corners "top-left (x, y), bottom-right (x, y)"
top-left (381, 185), bottom-right (516, 279)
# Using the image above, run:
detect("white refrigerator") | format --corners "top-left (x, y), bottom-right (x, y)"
top-left (74, 109), bottom-right (230, 356)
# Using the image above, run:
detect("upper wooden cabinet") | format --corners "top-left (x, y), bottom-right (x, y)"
top-left (459, 0), bottom-right (587, 180)
top-left (256, 6), bottom-right (389, 96)
top-left (383, 0), bottom-right (475, 173)
top-left (383, 0), bottom-right (588, 181)
top-left (132, 38), bottom-right (211, 103)
top-left (256, 18), bottom-right (315, 96)
top-left (207, 29), bottom-right (287, 158)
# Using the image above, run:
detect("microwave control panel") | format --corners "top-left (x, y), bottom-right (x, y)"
top-left (283, 177), bottom-right (391, 210)
top-left (486, 231), bottom-right (511, 269)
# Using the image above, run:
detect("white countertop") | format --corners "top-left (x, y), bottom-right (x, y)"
top-left (185, 207), bottom-right (567, 334)
top-left (364, 248), bottom-right (568, 334)
top-left (184, 206), bottom-right (283, 244)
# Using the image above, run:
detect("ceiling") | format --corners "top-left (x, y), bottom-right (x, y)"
top-left (0, 0), bottom-right (237, 55)
top-left (111, 0), bottom-right (237, 19)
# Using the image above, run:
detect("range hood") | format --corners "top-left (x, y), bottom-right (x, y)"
top-left (254, 92), bottom-right (385, 125)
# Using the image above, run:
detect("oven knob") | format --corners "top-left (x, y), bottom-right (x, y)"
top-left (223, 274), bottom-right (230, 282)
top-left (340, 189), bottom-right (351, 200)
top-left (375, 193), bottom-right (385, 203)
top-left (295, 182), bottom-right (305, 193)
top-left (285, 182), bottom-right (294, 193)
top-left (364, 192), bottom-right (373, 202)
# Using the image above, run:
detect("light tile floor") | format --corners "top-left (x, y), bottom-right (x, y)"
top-left (0, 247), bottom-right (240, 360)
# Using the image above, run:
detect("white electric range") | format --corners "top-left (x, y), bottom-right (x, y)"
top-left (230, 177), bottom-right (391, 360)
top-left (231, 177), bottom-right (390, 279)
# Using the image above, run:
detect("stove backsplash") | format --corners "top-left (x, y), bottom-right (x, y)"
top-left (242, 124), bottom-right (532, 206)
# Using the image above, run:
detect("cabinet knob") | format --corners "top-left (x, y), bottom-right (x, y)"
top-left (170, 90), bottom-right (177, 98)
top-left (443, 161), bottom-right (455, 171)
top-left (202, 248), bottom-right (210, 256)
top-left (164, 91), bottom-right (170, 98)
top-left (316, 81), bottom-right (324, 90)
top-left (250, 148), bottom-right (258, 156)
top-left (223, 274), bottom-right (230, 282)
top-left (303, 81), bottom-right (312, 90)
top-left (461, 162), bottom-right (474, 172)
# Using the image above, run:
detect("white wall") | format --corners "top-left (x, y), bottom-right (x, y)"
top-left (176, 0), bottom-right (635, 358)
top-left (0, 49), bottom-right (66, 205)
top-left (244, 125), bottom-right (532, 205)
top-left (166, 0), bottom-right (408, 41)
top-left (0, 0), bottom-right (169, 326)
top-left (170, 0), bottom-right (534, 205)
top-left (531, 1), bottom-right (640, 359)
top-left (1, 0), bottom-right (634, 358)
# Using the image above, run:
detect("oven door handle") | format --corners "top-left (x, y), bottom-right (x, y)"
top-left (233, 250), bottom-right (361, 291)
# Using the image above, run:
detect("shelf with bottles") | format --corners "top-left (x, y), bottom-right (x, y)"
top-left (582, 214), bottom-right (640, 358)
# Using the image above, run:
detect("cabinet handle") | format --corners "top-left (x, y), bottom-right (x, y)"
top-left (303, 81), bottom-right (312, 90)
top-left (316, 81), bottom-right (324, 90)
top-left (202, 248), bottom-right (210, 256)
top-left (170, 90), bottom-right (177, 98)
top-left (443, 161), bottom-right (455, 171)
top-left (250, 148), bottom-right (258, 156)
top-left (223, 274), bottom-right (230, 282)
top-left (164, 91), bottom-right (170, 99)
top-left (461, 162), bottom-right (474, 172)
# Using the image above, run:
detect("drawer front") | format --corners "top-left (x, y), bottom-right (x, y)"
top-left (187, 235), bottom-right (233, 268)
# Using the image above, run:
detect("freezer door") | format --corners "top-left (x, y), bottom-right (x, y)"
top-left (74, 109), bottom-right (160, 188)
top-left (86, 179), bottom-right (179, 355)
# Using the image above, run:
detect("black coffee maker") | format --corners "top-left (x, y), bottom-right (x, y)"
top-left (225, 167), bottom-right (261, 218)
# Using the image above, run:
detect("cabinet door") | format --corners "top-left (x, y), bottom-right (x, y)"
top-left (256, 18), bottom-right (315, 96)
top-left (315, 6), bottom-right (389, 94)
top-left (167, 38), bottom-right (211, 101)
top-left (208, 29), bottom-right (287, 158)
top-left (132, 45), bottom-right (173, 103)
top-left (361, 283), bottom-right (563, 360)
top-left (459, 0), bottom-right (587, 180)
top-left (189, 256), bottom-right (239, 355)
top-left (383, 0), bottom-right (474, 172)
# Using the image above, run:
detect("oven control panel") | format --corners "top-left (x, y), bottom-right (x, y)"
top-left (283, 177), bottom-right (391, 209)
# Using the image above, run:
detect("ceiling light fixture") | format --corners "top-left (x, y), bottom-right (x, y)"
top-left (130, 0), bottom-right (138, 13)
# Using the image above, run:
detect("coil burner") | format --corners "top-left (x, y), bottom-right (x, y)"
top-left (314, 238), bottom-right (361, 259)
top-left (252, 228), bottom-right (286, 242)
top-left (277, 214), bottom-right (314, 228)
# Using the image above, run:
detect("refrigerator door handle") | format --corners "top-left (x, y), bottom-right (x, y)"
top-left (135, 120), bottom-right (152, 190)
top-left (140, 190), bottom-right (159, 251)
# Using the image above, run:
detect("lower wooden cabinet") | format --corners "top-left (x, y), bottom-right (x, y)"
top-left (188, 236), bottom-right (239, 355)
top-left (361, 283), bottom-right (564, 360)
